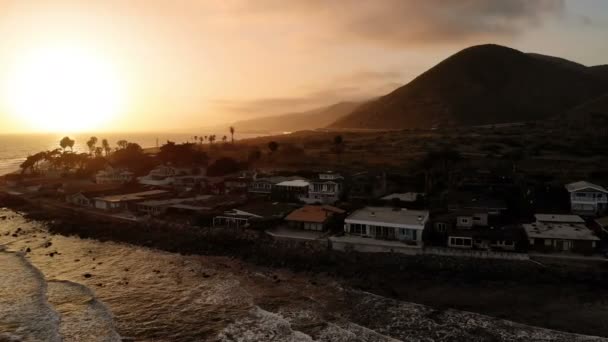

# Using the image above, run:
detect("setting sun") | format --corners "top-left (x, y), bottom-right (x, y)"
top-left (3, 45), bottom-right (126, 132)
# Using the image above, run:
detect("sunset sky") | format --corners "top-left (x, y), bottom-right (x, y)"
top-left (0, 0), bottom-right (607, 133)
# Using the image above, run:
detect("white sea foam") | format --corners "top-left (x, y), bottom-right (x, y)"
top-left (47, 280), bottom-right (121, 342)
top-left (0, 251), bottom-right (61, 342)
top-left (218, 306), bottom-right (314, 342)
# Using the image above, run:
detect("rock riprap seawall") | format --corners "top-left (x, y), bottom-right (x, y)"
top-left (1, 207), bottom-right (607, 342)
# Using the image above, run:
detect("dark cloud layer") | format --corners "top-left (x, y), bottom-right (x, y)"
top-left (235, 0), bottom-right (564, 46)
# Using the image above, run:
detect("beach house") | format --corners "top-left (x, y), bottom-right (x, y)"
top-left (565, 181), bottom-right (608, 216)
top-left (343, 207), bottom-right (429, 246)
top-left (523, 214), bottom-right (599, 253)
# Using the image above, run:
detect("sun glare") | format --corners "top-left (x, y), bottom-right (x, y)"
top-left (4, 45), bottom-right (126, 132)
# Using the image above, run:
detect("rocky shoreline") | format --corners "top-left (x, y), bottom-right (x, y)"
top-left (3, 193), bottom-right (608, 337)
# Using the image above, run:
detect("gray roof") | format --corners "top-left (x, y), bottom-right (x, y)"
top-left (253, 176), bottom-right (302, 184)
top-left (523, 222), bottom-right (599, 241)
top-left (94, 190), bottom-right (169, 203)
top-left (534, 214), bottom-right (585, 224)
top-left (346, 207), bottom-right (429, 227)
top-left (381, 192), bottom-right (421, 202)
top-left (595, 216), bottom-right (608, 228)
top-left (276, 179), bottom-right (310, 187)
top-left (565, 181), bottom-right (608, 193)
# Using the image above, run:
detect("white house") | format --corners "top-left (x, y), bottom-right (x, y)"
top-left (95, 167), bottom-right (134, 185)
top-left (565, 181), bottom-right (608, 216)
top-left (300, 172), bottom-right (344, 204)
top-left (273, 179), bottom-right (310, 202)
top-left (344, 207), bottom-right (429, 246)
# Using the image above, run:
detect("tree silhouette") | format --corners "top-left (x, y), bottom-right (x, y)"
top-left (86, 136), bottom-right (98, 155)
top-left (116, 140), bottom-right (129, 150)
top-left (268, 141), bottom-right (279, 154)
top-left (209, 135), bottom-right (216, 144)
top-left (158, 141), bottom-right (208, 166)
top-left (248, 148), bottom-right (262, 164)
top-left (44, 149), bottom-right (62, 169)
top-left (60, 137), bottom-right (75, 153)
top-left (222, 135), bottom-right (227, 143)
top-left (94, 147), bottom-right (104, 158)
top-left (229, 126), bottom-right (235, 143)
top-left (421, 147), bottom-right (462, 193)
top-left (102, 139), bottom-right (111, 156)
top-left (20, 152), bottom-right (46, 174)
top-left (333, 135), bottom-right (344, 162)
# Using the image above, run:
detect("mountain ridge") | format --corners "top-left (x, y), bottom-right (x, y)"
top-left (329, 44), bottom-right (608, 130)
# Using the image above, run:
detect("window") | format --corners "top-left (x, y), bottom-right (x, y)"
top-left (450, 237), bottom-right (471, 246)
top-left (350, 224), bottom-right (365, 235)
top-left (436, 223), bottom-right (447, 232)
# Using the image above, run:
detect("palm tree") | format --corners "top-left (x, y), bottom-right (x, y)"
top-left (222, 135), bottom-right (227, 143)
top-left (209, 135), bottom-right (216, 144)
top-left (194, 135), bottom-right (198, 144)
top-left (199, 136), bottom-right (204, 145)
top-left (204, 135), bottom-right (208, 144)
top-left (229, 126), bottom-right (235, 143)
top-left (86, 136), bottom-right (98, 155)
top-left (102, 139), bottom-right (111, 156)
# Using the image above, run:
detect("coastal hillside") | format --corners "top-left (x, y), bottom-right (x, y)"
top-left (559, 92), bottom-right (608, 130)
top-left (229, 101), bottom-right (363, 133)
top-left (329, 44), bottom-right (608, 130)
top-left (590, 65), bottom-right (608, 82)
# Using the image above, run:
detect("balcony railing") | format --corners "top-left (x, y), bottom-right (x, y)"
top-left (572, 197), bottom-right (607, 203)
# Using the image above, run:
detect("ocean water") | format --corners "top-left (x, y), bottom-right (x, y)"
top-left (0, 131), bottom-right (266, 176)
top-left (0, 208), bottom-right (605, 341)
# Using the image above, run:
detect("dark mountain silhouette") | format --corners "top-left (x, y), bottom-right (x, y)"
top-left (527, 53), bottom-right (588, 71)
top-left (329, 44), bottom-right (608, 130)
top-left (589, 65), bottom-right (608, 82)
top-left (228, 101), bottom-right (363, 133)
